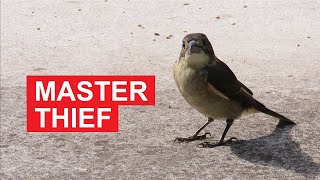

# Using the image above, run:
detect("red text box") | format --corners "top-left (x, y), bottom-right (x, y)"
top-left (27, 76), bottom-right (155, 132)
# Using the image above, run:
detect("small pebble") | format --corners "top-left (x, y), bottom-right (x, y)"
top-left (184, 3), bottom-right (190, 5)
top-left (33, 68), bottom-right (47, 71)
top-left (216, 16), bottom-right (220, 19)
top-left (138, 24), bottom-right (145, 29)
top-left (154, 33), bottom-right (160, 36)
top-left (37, 27), bottom-right (40, 30)
top-left (231, 23), bottom-right (236, 25)
top-left (166, 35), bottom-right (173, 39)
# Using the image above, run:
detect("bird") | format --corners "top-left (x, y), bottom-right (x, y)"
top-left (173, 33), bottom-right (296, 148)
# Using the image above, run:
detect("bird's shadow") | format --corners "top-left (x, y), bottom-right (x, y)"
top-left (230, 126), bottom-right (320, 179)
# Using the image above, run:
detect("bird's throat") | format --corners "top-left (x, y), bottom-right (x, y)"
top-left (185, 51), bottom-right (209, 69)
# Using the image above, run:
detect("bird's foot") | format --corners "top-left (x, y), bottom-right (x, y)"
top-left (277, 119), bottom-right (296, 129)
top-left (174, 133), bottom-right (211, 142)
top-left (197, 137), bottom-right (238, 148)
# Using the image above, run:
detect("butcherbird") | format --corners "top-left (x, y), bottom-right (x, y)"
top-left (173, 33), bottom-right (296, 148)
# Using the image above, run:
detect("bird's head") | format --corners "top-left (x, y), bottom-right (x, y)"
top-left (179, 33), bottom-right (215, 68)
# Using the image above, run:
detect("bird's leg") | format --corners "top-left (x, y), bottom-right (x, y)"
top-left (174, 117), bottom-right (214, 142)
top-left (198, 119), bottom-right (237, 148)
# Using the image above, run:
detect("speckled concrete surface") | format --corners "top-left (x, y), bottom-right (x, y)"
top-left (1, 0), bottom-right (320, 179)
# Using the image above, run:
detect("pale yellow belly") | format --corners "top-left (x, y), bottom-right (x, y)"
top-left (173, 61), bottom-right (243, 119)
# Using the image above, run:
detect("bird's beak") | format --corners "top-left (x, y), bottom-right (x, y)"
top-left (188, 40), bottom-right (202, 54)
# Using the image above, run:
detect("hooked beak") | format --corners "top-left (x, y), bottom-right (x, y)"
top-left (188, 40), bottom-right (202, 53)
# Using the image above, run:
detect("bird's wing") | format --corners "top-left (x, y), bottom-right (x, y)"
top-left (206, 60), bottom-right (294, 124)
top-left (206, 60), bottom-right (256, 108)
top-left (238, 81), bottom-right (253, 95)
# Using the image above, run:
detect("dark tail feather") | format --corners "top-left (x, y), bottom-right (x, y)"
top-left (254, 102), bottom-right (296, 128)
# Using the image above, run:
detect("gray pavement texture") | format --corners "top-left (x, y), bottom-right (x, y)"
top-left (1, 0), bottom-right (320, 179)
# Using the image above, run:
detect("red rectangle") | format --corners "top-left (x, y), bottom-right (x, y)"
top-left (27, 76), bottom-right (155, 132)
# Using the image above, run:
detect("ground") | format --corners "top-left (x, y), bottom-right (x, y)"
top-left (1, 0), bottom-right (320, 179)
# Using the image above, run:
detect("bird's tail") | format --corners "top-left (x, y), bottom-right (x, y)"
top-left (254, 101), bottom-right (296, 128)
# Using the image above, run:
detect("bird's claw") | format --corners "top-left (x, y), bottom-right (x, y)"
top-left (225, 137), bottom-right (238, 144)
top-left (197, 137), bottom-right (238, 148)
top-left (174, 132), bottom-right (211, 142)
top-left (197, 141), bottom-right (218, 148)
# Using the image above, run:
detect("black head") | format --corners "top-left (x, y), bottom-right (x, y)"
top-left (179, 33), bottom-right (215, 68)
top-left (179, 33), bottom-right (215, 60)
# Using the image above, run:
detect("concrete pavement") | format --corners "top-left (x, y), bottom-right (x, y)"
top-left (1, 0), bottom-right (320, 179)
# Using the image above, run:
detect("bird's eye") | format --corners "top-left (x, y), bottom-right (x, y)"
top-left (182, 42), bottom-right (186, 49)
top-left (202, 38), bottom-right (208, 46)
